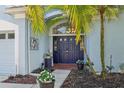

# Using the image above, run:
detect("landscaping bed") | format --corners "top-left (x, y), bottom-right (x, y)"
top-left (61, 69), bottom-right (124, 88)
top-left (2, 75), bottom-right (37, 84)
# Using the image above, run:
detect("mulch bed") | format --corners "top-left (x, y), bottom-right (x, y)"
top-left (61, 69), bottom-right (124, 88)
top-left (2, 75), bottom-right (37, 84)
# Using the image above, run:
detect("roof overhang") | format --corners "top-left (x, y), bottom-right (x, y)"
top-left (5, 6), bottom-right (26, 19)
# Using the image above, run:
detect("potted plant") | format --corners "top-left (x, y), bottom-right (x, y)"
top-left (76, 60), bottom-right (84, 70)
top-left (43, 51), bottom-right (52, 59)
top-left (43, 51), bottom-right (52, 71)
top-left (37, 70), bottom-right (55, 88)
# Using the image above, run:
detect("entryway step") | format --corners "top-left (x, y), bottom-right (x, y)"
top-left (54, 64), bottom-right (77, 70)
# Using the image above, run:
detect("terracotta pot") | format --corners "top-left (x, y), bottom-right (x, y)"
top-left (38, 80), bottom-right (55, 88)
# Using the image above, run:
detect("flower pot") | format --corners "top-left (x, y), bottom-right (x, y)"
top-left (77, 64), bottom-right (84, 70)
top-left (38, 80), bottom-right (55, 88)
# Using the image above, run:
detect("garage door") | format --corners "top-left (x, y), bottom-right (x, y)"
top-left (0, 32), bottom-right (16, 75)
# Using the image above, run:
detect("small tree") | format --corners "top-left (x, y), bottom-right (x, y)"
top-left (98, 5), bottom-right (118, 79)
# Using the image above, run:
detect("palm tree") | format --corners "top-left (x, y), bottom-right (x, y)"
top-left (98, 5), bottom-right (118, 79)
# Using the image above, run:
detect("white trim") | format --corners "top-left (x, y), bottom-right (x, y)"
top-left (27, 20), bottom-right (31, 74)
top-left (49, 33), bottom-right (85, 36)
top-left (15, 26), bottom-right (19, 74)
top-left (5, 6), bottom-right (25, 14)
top-left (14, 13), bottom-right (25, 19)
top-left (5, 6), bottom-right (25, 19)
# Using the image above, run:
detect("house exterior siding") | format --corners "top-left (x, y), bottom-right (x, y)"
top-left (29, 25), bottom-right (49, 72)
top-left (86, 13), bottom-right (124, 72)
top-left (15, 18), bottom-right (27, 74)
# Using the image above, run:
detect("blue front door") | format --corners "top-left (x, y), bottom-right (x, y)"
top-left (53, 36), bottom-right (84, 64)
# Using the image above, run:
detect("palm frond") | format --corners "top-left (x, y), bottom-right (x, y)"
top-left (26, 5), bottom-right (46, 35)
top-left (45, 5), bottom-right (64, 13)
top-left (105, 6), bottom-right (119, 21)
top-left (64, 5), bottom-right (97, 44)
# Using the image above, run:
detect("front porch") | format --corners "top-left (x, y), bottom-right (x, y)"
top-left (53, 64), bottom-right (77, 70)
top-left (45, 27), bottom-right (85, 71)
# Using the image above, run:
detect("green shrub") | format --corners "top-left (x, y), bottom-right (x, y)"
top-left (37, 70), bottom-right (55, 82)
top-left (76, 60), bottom-right (84, 64)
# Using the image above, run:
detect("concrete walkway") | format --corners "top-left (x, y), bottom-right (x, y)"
top-left (0, 69), bottom-right (70, 88)
top-left (54, 69), bottom-right (70, 88)
top-left (0, 76), bottom-right (8, 82)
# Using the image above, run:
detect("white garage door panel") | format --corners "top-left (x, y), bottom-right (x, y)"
top-left (0, 39), bottom-right (16, 75)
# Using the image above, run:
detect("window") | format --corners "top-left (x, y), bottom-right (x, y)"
top-left (8, 33), bottom-right (15, 39)
top-left (0, 34), bottom-right (6, 39)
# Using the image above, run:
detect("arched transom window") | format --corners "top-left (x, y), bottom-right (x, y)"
top-left (53, 23), bottom-right (76, 34)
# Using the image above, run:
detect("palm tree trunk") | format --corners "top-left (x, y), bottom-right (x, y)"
top-left (100, 6), bottom-right (106, 79)
top-left (82, 36), bottom-right (96, 75)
